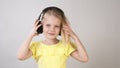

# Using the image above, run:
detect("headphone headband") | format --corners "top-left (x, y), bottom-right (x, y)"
top-left (38, 6), bottom-right (64, 21)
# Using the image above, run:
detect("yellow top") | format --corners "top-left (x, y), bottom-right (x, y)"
top-left (29, 40), bottom-right (76, 68)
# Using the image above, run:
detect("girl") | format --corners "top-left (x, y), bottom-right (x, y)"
top-left (17, 6), bottom-right (89, 68)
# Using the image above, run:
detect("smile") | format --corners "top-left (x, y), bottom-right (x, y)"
top-left (48, 33), bottom-right (55, 35)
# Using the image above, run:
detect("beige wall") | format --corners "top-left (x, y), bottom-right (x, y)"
top-left (0, 0), bottom-right (119, 68)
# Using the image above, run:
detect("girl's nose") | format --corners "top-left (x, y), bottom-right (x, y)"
top-left (49, 26), bottom-right (55, 31)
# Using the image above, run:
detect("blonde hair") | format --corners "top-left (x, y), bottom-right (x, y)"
top-left (41, 6), bottom-right (70, 44)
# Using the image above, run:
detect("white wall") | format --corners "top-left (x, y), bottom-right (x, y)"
top-left (0, 0), bottom-right (120, 68)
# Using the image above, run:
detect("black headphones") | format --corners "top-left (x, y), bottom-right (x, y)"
top-left (37, 6), bottom-right (64, 35)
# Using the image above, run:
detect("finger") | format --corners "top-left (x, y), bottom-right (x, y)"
top-left (63, 24), bottom-right (66, 27)
top-left (36, 24), bottom-right (42, 29)
top-left (62, 28), bottom-right (70, 33)
top-left (66, 20), bottom-right (71, 27)
top-left (63, 25), bottom-right (70, 29)
top-left (34, 19), bottom-right (40, 26)
top-left (64, 30), bottom-right (70, 35)
top-left (34, 19), bottom-right (38, 24)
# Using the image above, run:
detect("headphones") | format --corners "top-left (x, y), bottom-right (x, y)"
top-left (36, 14), bottom-right (43, 34)
top-left (37, 6), bottom-right (63, 35)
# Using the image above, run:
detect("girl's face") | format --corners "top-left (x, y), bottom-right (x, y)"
top-left (42, 13), bottom-right (61, 40)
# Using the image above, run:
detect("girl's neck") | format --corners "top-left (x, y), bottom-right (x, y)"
top-left (43, 38), bottom-right (59, 45)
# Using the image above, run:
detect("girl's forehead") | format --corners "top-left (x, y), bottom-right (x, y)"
top-left (43, 13), bottom-right (58, 19)
top-left (43, 14), bottom-right (61, 25)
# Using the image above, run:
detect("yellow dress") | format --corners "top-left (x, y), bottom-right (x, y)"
top-left (29, 40), bottom-right (76, 68)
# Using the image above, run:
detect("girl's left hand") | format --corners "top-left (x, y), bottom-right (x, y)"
top-left (62, 22), bottom-right (77, 40)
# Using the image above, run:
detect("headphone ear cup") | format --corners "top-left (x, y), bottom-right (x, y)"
top-left (37, 21), bottom-right (43, 34)
top-left (59, 31), bottom-right (61, 36)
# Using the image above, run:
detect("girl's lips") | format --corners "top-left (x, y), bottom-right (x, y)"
top-left (48, 33), bottom-right (55, 35)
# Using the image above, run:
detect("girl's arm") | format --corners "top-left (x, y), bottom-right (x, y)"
top-left (70, 36), bottom-right (89, 62)
top-left (17, 20), bottom-right (41, 60)
top-left (17, 35), bottom-right (33, 60)
top-left (63, 24), bottom-right (89, 62)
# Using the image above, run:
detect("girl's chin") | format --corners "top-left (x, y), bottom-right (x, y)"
top-left (44, 33), bottom-right (59, 39)
top-left (46, 37), bottom-right (56, 40)
top-left (46, 35), bottom-right (56, 39)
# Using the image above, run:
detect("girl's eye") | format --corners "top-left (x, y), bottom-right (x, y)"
top-left (46, 24), bottom-right (50, 27)
top-left (55, 25), bottom-right (60, 28)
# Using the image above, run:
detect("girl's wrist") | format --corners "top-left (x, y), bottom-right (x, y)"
top-left (73, 36), bottom-right (78, 41)
top-left (71, 33), bottom-right (78, 40)
top-left (28, 33), bottom-right (35, 38)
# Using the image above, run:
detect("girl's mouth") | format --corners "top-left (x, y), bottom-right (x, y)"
top-left (48, 33), bottom-right (55, 35)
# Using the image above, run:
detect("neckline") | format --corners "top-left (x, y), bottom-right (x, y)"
top-left (40, 40), bottom-right (61, 47)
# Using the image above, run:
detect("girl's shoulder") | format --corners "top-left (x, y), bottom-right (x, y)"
top-left (30, 41), bottom-right (42, 48)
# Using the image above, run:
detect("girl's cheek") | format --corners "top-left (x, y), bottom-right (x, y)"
top-left (56, 28), bottom-right (61, 32)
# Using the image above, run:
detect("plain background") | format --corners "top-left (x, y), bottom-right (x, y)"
top-left (0, 0), bottom-right (120, 68)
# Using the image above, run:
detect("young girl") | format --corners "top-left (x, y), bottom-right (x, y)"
top-left (17, 6), bottom-right (89, 68)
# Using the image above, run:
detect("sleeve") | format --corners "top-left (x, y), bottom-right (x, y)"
top-left (65, 41), bottom-right (76, 57)
top-left (29, 41), bottom-right (37, 60)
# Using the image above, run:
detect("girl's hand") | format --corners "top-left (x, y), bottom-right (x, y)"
top-left (29, 20), bottom-right (41, 37)
top-left (62, 21), bottom-right (78, 40)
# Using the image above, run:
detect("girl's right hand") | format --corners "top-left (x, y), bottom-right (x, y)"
top-left (29, 20), bottom-right (42, 37)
